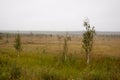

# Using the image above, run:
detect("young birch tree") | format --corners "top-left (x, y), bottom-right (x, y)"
top-left (14, 33), bottom-right (22, 57)
top-left (82, 19), bottom-right (95, 64)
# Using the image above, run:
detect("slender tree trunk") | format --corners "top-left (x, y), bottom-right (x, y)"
top-left (62, 38), bottom-right (67, 62)
top-left (86, 53), bottom-right (90, 65)
top-left (64, 52), bottom-right (67, 61)
top-left (59, 40), bottom-right (61, 53)
top-left (18, 51), bottom-right (20, 57)
top-left (62, 52), bottom-right (66, 62)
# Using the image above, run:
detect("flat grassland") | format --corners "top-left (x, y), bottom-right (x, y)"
top-left (0, 34), bottom-right (120, 80)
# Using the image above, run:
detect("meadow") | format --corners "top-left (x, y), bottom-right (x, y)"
top-left (0, 32), bottom-right (120, 80)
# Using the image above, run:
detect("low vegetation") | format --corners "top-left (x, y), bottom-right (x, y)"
top-left (0, 31), bottom-right (120, 80)
top-left (0, 48), bottom-right (120, 80)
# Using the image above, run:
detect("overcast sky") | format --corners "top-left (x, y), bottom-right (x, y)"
top-left (0, 0), bottom-right (120, 31)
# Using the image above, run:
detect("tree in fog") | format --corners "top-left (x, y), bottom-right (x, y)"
top-left (0, 33), bottom-right (3, 40)
top-left (57, 35), bottom-right (62, 53)
top-left (30, 32), bottom-right (33, 43)
top-left (62, 33), bottom-right (69, 62)
top-left (14, 33), bottom-right (22, 57)
top-left (82, 19), bottom-right (95, 64)
top-left (6, 33), bottom-right (9, 43)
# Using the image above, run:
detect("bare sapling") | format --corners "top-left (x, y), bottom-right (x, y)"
top-left (62, 33), bottom-right (69, 62)
top-left (14, 33), bottom-right (22, 57)
top-left (57, 35), bottom-right (62, 53)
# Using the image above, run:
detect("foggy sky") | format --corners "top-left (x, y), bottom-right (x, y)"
top-left (0, 0), bottom-right (120, 31)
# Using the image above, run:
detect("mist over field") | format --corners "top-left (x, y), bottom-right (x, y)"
top-left (0, 0), bottom-right (120, 31)
top-left (0, 31), bottom-right (120, 35)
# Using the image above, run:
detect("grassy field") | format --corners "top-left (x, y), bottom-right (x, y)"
top-left (0, 34), bottom-right (120, 80)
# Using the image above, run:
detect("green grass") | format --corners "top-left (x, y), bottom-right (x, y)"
top-left (0, 47), bottom-right (120, 80)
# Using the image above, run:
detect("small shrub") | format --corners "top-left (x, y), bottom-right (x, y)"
top-left (0, 55), bottom-right (21, 80)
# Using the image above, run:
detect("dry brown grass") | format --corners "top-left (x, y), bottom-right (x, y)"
top-left (0, 35), bottom-right (120, 57)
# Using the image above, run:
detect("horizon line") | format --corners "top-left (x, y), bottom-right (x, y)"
top-left (0, 30), bottom-right (120, 32)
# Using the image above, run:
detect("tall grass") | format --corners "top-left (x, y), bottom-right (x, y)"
top-left (0, 48), bottom-right (120, 80)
